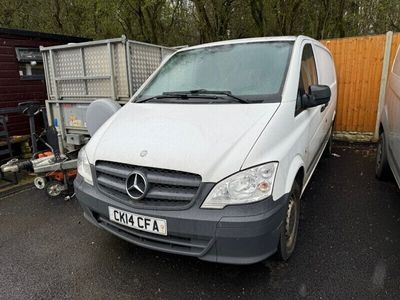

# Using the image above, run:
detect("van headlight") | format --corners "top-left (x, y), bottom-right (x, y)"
top-left (77, 147), bottom-right (93, 185)
top-left (201, 162), bottom-right (278, 209)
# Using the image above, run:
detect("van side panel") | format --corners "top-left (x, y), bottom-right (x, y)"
top-left (385, 46), bottom-right (400, 184)
top-left (243, 39), bottom-right (337, 200)
top-left (242, 101), bottom-right (308, 200)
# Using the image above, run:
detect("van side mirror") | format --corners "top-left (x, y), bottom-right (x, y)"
top-left (302, 85), bottom-right (331, 109)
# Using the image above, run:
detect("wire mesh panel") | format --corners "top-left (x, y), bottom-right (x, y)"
top-left (84, 45), bottom-right (110, 76)
top-left (41, 37), bottom-right (175, 149)
top-left (130, 42), bottom-right (164, 92)
top-left (58, 80), bottom-right (86, 97)
top-left (42, 38), bottom-right (175, 101)
top-left (43, 52), bottom-right (55, 98)
top-left (87, 79), bottom-right (110, 96)
top-left (43, 43), bottom-right (114, 99)
top-left (54, 48), bottom-right (83, 78)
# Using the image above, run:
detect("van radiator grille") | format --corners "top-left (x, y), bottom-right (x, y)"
top-left (95, 161), bottom-right (202, 208)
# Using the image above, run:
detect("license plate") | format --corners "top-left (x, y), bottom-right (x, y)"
top-left (108, 207), bottom-right (167, 236)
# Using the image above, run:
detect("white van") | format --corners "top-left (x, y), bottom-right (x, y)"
top-left (75, 36), bottom-right (337, 264)
top-left (376, 45), bottom-right (400, 188)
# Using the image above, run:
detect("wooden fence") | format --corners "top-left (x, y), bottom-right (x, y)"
top-left (322, 32), bottom-right (400, 142)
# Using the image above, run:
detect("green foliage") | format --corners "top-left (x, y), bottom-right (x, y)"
top-left (0, 0), bottom-right (399, 46)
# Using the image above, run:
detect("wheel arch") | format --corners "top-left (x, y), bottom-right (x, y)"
top-left (295, 167), bottom-right (305, 191)
top-left (284, 155), bottom-right (306, 196)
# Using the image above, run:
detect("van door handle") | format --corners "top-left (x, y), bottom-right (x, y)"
top-left (320, 104), bottom-right (327, 113)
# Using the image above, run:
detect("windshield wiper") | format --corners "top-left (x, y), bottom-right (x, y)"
top-left (136, 94), bottom-right (215, 103)
top-left (189, 89), bottom-right (249, 103)
top-left (136, 95), bottom-right (176, 103)
top-left (136, 90), bottom-right (248, 104)
top-left (162, 92), bottom-right (218, 100)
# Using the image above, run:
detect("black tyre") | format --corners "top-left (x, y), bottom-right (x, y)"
top-left (376, 131), bottom-right (391, 179)
top-left (277, 181), bottom-right (301, 261)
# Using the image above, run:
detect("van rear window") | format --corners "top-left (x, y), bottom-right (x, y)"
top-left (137, 41), bottom-right (293, 103)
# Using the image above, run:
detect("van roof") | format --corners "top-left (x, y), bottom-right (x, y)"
top-left (177, 36), bottom-right (321, 52)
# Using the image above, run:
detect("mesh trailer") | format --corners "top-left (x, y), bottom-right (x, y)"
top-left (40, 36), bottom-right (175, 151)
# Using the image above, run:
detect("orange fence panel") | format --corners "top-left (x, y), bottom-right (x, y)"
top-left (322, 35), bottom-right (387, 136)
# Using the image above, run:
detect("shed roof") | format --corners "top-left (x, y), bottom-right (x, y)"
top-left (0, 27), bottom-right (90, 43)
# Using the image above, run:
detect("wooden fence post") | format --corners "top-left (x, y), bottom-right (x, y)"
top-left (374, 31), bottom-right (393, 141)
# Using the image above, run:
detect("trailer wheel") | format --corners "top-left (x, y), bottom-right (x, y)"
top-left (34, 176), bottom-right (47, 190)
top-left (46, 181), bottom-right (64, 198)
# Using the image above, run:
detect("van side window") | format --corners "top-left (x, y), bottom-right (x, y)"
top-left (296, 44), bottom-right (318, 115)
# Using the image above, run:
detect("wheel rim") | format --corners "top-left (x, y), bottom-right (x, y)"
top-left (48, 183), bottom-right (62, 197)
top-left (285, 194), bottom-right (298, 250)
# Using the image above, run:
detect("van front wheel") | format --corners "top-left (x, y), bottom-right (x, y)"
top-left (277, 181), bottom-right (300, 261)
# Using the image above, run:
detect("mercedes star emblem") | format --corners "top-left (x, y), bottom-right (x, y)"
top-left (126, 170), bottom-right (148, 200)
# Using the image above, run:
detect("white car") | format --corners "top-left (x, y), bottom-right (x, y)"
top-left (376, 45), bottom-right (400, 188)
top-left (75, 36), bottom-right (337, 264)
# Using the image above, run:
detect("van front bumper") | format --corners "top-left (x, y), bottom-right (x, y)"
top-left (74, 175), bottom-right (289, 265)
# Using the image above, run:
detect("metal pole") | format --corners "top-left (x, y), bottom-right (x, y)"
top-left (126, 41), bottom-right (133, 97)
top-left (42, 51), bottom-right (52, 99)
top-left (108, 42), bottom-right (117, 100)
top-left (80, 48), bottom-right (88, 96)
top-left (29, 114), bottom-right (37, 154)
top-left (374, 31), bottom-right (393, 141)
top-left (160, 48), bottom-right (165, 61)
top-left (49, 50), bottom-right (59, 101)
top-left (49, 49), bottom-right (66, 152)
top-left (45, 101), bottom-right (52, 128)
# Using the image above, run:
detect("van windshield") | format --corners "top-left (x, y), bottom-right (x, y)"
top-left (136, 41), bottom-right (293, 103)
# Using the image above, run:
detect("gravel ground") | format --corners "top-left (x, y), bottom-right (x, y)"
top-left (0, 144), bottom-right (399, 299)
